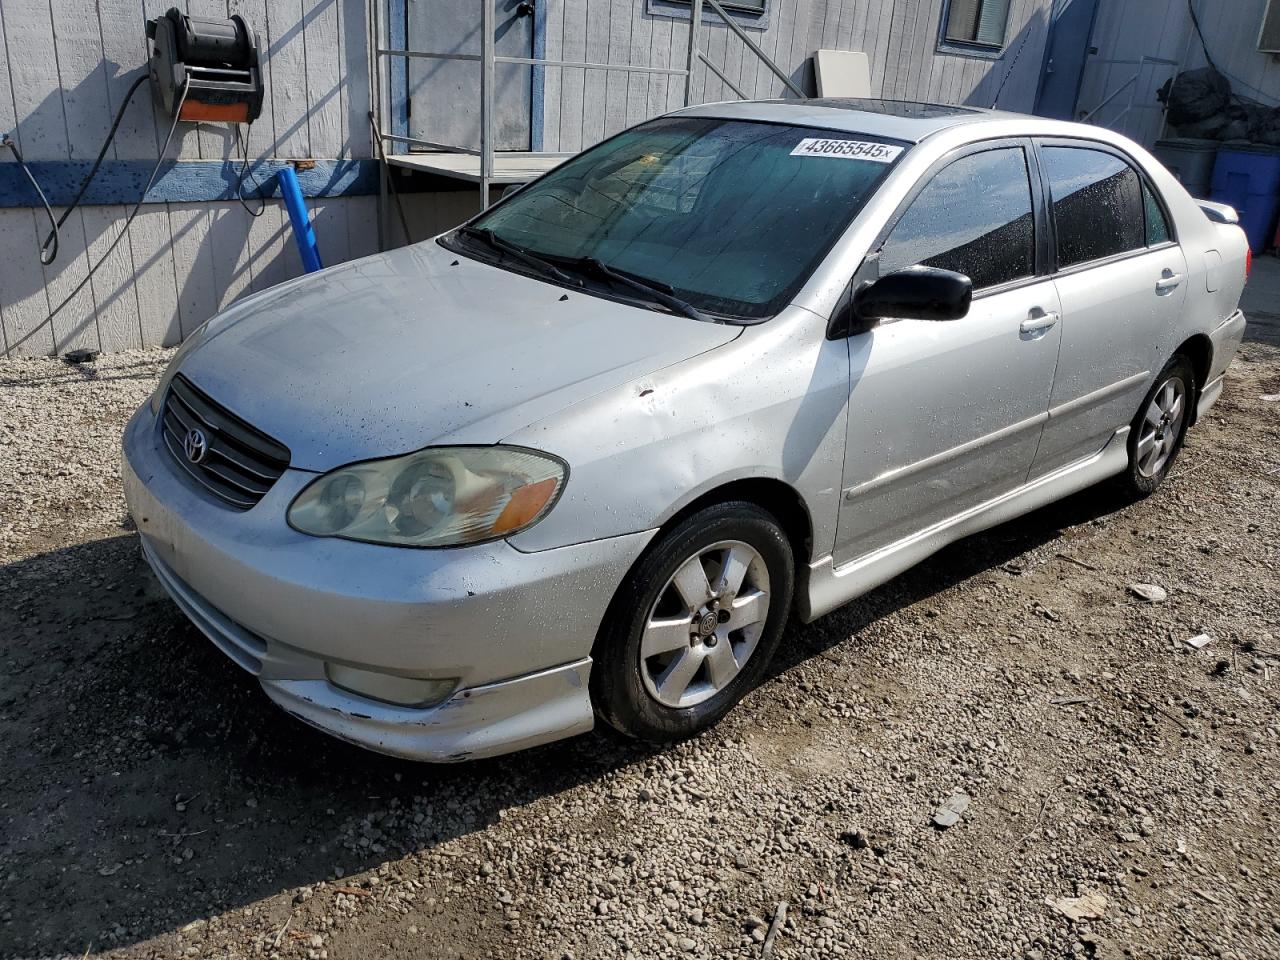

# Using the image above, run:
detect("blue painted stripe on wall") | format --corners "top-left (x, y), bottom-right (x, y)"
top-left (0, 158), bottom-right (380, 208)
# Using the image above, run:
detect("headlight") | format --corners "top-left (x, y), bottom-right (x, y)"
top-left (288, 446), bottom-right (566, 547)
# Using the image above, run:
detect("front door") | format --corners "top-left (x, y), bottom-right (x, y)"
top-left (407, 0), bottom-right (535, 152)
top-left (1030, 140), bottom-right (1188, 476)
top-left (834, 142), bottom-right (1061, 565)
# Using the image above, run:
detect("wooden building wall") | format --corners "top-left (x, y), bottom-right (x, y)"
top-left (537, 0), bottom-right (1053, 154)
top-left (1, 0), bottom-right (1053, 356)
top-left (0, 0), bottom-right (380, 357)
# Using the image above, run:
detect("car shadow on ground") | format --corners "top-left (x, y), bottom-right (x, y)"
top-left (0, 482), bottom-right (1130, 956)
top-left (769, 481), bottom-right (1134, 679)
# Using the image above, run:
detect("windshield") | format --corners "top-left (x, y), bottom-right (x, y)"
top-left (455, 117), bottom-right (905, 320)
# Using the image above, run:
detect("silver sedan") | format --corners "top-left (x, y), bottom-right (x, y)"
top-left (122, 98), bottom-right (1249, 760)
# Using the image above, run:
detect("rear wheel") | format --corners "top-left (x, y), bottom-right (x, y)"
top-left (591, 502), bottom-right (793, 743)
top-left (1119, 355), bottom-right (1195, 497)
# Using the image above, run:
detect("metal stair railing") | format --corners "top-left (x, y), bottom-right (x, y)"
top-left (1080, 55), bottom-right (1178, 136)
top-left (369, 0), bottom-right (806, 238)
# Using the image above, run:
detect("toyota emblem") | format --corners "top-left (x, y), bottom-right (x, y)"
top-left (183, 427), bottom-right (209, 464)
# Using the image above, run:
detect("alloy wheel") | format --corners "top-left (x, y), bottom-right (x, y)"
top-left (638, 540), bottom-right (771, 709)
top-left (1136, 375), bottom-right (1187, 478)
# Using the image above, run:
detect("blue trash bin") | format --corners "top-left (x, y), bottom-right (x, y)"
top-left (1210, 144), bottom-right (1280, 253)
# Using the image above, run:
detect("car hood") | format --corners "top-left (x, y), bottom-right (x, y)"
top-left (177, 240), bottom-right (741, 471)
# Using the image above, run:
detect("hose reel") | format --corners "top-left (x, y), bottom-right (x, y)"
top-left (146, 7), bottom-right (264, 123)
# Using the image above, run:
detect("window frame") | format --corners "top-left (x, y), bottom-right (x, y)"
top-left (937, 0), bottom-right (1012, 58)
top-left (648, 0), bottom-right (770, 29)
top-left (1031, 137), bottom-right (1179, 278)
top-left (863, 137), bottom-right (1051, 304)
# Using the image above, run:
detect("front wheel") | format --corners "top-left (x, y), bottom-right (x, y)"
top-left (1119, 355), bottom-right (1195, 497)
top-left (591, 502), bottom-right (794, 743)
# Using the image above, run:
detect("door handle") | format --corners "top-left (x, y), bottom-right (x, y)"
top-left (515, 0), bottom-right (535, 16)
top-left (1155, 272), bottom-right (1182, 293)
top-left (1020, 311), bottom-right (1059, 335)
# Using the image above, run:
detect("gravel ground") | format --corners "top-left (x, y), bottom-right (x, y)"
top-left (1, 326), bottom-right (1278, 960)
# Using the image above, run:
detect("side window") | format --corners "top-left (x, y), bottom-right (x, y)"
top-left (1042, 146), bottom-right (1145, 268)
top-left (879, 147), bottom-right (1035, 290)
top-left (1143, 180), bottom-right (1171, 246)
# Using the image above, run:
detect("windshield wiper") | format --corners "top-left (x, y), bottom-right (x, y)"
top-left (459, 226), bottom-right (573, 283)
top-left (459, 228), bottom-right (711, 321)
top-left (552, 255), bottom-right (709, 322)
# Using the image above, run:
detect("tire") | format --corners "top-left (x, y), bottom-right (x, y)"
top-left (1119, 355), bottom-right (1196, 498)
top-left (591, 501), bottom-right (794, 743)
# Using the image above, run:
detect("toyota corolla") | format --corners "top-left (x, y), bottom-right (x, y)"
top-left (122, 98), bottom-right (1248, 760)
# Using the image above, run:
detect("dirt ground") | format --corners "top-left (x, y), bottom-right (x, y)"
top-left (1, 313), bottom-right (1278, 960)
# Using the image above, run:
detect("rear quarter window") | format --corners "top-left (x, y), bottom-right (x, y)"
top-left (1143, 180), bottom-right (1171, 246)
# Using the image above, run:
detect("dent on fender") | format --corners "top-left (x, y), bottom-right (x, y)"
top-left (506, 308), bottom-right (848, 556)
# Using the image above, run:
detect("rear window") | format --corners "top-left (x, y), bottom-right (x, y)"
top-left (1043, 146), bottom-right (1145, 268)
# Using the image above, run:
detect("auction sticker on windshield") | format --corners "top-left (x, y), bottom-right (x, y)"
top-left (790, 138), bottom-right (903, 162)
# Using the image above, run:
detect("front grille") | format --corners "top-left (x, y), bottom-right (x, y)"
top-left (161, 374), bottom-right (290, 510)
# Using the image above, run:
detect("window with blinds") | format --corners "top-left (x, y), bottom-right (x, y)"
top-left (943, 0), bottom-right (1011, 49)
top-left (669, 0), bottom-right (766, 12)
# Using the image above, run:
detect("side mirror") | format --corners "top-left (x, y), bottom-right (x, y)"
top-left (853, 265), bottom-right (972, 325)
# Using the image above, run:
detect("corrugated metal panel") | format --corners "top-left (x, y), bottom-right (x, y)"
top-left (1077, 0), bottom-right (1280, 147)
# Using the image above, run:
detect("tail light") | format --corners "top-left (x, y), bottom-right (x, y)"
top-left (1245, 246), bottom-right (1253, 279)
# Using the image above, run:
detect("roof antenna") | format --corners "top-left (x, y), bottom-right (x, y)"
top-left (988, 26), bottom-right (1033, 109)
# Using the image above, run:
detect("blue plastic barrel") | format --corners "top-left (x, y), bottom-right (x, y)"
top-left (1210, 144), bottom-right (1280, 252)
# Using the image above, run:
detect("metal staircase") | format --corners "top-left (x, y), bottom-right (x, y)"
top-left (368, 0), bottom-right (805, 238)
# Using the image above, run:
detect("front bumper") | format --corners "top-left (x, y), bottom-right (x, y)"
top-left (121, 403), bottom-right (655, 760)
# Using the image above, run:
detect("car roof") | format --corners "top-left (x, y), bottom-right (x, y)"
top-left (673, 97), bottom-right (1034, 144)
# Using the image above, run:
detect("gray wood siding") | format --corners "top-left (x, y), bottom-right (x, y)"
top-left (535, 0), bottom-right (1053, 152)
top-left (0, 197), bottom-right (381, 354)
top-left (0, 0), bottom-right (372, 355)
top-left (0, 0), bottom-right (1054, 355)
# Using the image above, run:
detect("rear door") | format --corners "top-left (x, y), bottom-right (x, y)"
top-left (833, 141), bottom-right (1062, 565)
top-left (407, 0), bottom-right (534, 151)
top-left (1030, 140), bottom-right (1188, 476)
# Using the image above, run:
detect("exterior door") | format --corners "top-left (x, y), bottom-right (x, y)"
top-left (834, 143), bottom-right (1062, 566)
top-left (1030, 141), bottom-right (1188, 476)
top-left (1034, 0), bottom-right (1101, 120)
top-left (407, 0), bottom-right (534, 152)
